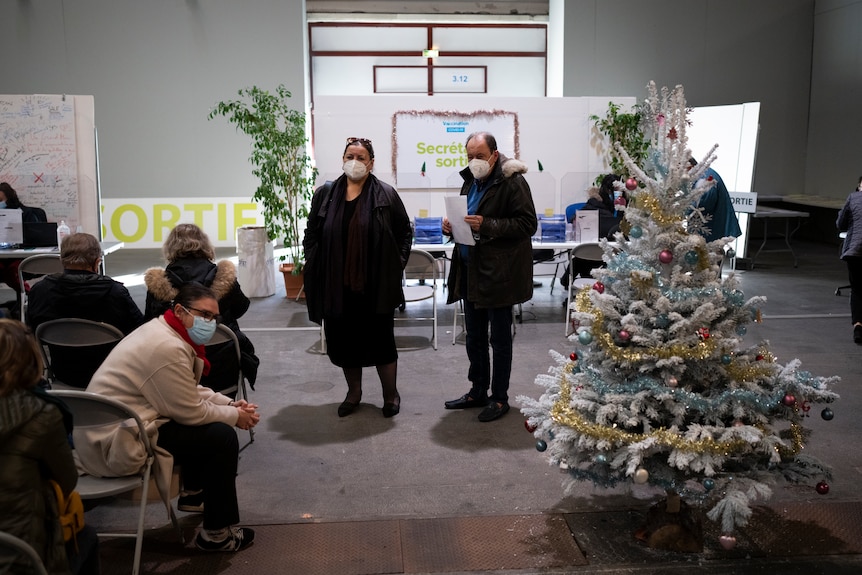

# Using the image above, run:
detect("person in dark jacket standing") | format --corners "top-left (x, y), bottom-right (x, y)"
top-left (836, 176), bottom-right (862, 343)
top-left (144, 223), bottom-right (259, 394)
top-left (303, 137), bottom-right (412, 418)
top-left (442, 132), bottom-right (538, 422)
top-left (0, 318), bottom-right (100, 574)
top-left (27, 232), bottom-right (144, 388)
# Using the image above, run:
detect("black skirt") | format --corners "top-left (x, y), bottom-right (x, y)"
top-left (324, 289), bottom-right (397, 368)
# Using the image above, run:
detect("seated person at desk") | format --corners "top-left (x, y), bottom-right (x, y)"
top-left (0, 182), bottom-right (48, 315)
top-left (27, 232), bottom-right (144, 387)
top-left (560, 174), bottom-right (626, 287)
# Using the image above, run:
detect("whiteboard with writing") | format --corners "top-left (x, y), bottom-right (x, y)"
top-left (0, 94), bottom-right (98, 234)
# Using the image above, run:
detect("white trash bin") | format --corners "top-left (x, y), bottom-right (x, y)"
top-left (236, 225), bottom-right (276, 297)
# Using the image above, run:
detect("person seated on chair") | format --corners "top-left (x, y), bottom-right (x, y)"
top-left (74, 283), bottom-right (260, 553)
top-left (0, 182), bottom-right (48, 317)
top-left (26, 232), bottom-right (144, 388)
top-left (144, 223), bottom-right (259, 397)
top-left (0, 319), bottom-right (100, 574)
top-left (560, 175), bottom-right (626, 287)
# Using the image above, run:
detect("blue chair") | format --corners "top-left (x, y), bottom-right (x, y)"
top-left (565, 202), bottom-right (587, 223)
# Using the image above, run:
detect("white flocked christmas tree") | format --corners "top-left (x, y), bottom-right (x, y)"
top-left (519, 82), bottom-right (839, 545)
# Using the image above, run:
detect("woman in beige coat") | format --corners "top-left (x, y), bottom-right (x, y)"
top-left (75, 284), bottom-right (260, 553)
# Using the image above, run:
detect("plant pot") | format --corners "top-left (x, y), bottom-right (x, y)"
top-left (279, 263), bottom-right (305, 300)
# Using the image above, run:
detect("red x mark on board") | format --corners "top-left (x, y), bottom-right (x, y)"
top-left (33, 172), bottom-right (43, 183)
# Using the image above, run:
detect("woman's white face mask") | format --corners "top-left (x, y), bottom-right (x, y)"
top-left (343, 159), bottom-right (368, 181)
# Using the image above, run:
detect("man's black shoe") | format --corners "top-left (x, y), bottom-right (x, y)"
top-left (444, 394), bottom-right (489, 409)
top-left (478, 402), bottom-right (510, 422)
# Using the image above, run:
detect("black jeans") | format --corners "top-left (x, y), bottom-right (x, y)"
top-left (157, 420), bottom-right (240, 530)
top-left (461, 265), bottom-right (514, 403)
top-left (847, 257), bottom-right (862, 324)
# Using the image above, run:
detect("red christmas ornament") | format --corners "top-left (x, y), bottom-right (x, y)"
top-left (667, 127), bottom-right (678, 140)
top-left (718, 535), bottom-right (737, 550)
top-left (755, 354), bottom-right (764, 361)
top-left (782, 394), bottom-right (796, 407)
top-left (707, 175), bottom-right (714, 181)
top-left (569, 352), bottom-right (578, 361)
top-left (801, 401), bottom-right (811, 413)
top-left (625, 177), bottom-right (638, 191)
top-left (816, 481), bottom-right (830, 495)
top-left (525, 420), bottom-right (537, 433)
top-left (592, 281), bottom-right (605, 294)
top-left (696, 327), bottom-right (710, 340)
top-left (659, 250), bottom-right (673, 264)
top-left (618, 329), bottom-right (631, 342)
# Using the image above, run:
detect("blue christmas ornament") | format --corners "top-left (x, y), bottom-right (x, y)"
top-left (821, 408), bottom-right (834, 421)
top-left (578, 330), bottom-right (593, 345)
top-left (727, 248), bottom-right (736, 258)
top-left (654, 314), bottom-right (670, 328)
top-left (684, 250), bottom-right (699, 265)
top-left (736, 325), bottom-right (747, 336)
top-left (595, 454), bottom-right (608, 464)
top-left (703, 478), bottom-right (715, 491)
top-left (536, 439), bottom-right (548, 452)
top-left (721, 354), bottom-right (732, 365)
top-left (629, 226), bottom-right (643, 239)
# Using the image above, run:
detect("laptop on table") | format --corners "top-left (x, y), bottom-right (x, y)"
top-left (21, 222), bottom-right (59, 248)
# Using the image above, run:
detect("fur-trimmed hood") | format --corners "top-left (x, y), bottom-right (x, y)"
top-left (498, 154), bottom-right (528, 178)
top-left (144, 259), bottom-right (237, 303)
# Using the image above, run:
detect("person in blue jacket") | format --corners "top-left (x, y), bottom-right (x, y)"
top-left (689, 158), bottom-right (741, 243)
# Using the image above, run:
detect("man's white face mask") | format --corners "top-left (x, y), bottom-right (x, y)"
top-left (342, 159), bottom-right (368, 181)
top-left (468, 158), bottom-right (491, 180)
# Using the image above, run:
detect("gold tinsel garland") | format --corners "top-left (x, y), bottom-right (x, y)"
top-left (575, 289), bottom-right (717, 362)
top-left (550, 369), bottom-right (804, 457)
top-left (638, 193), bottom-right (687, 229)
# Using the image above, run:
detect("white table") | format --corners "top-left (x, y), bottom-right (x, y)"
top-left (750, 208), bottom-right (809, 267)
top-left (0, 241), bottom-right (125, 273)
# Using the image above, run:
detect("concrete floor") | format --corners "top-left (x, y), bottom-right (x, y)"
top-left (62, 239), bottom-right (862, 574)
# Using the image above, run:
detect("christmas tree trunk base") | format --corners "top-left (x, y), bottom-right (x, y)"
top-left (635, 491), bottom-right (704, 553)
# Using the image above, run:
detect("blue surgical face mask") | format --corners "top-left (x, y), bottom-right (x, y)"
top-left (186, 313), bottom-right (217, 345)
top-left (0, 201), bottom-right (6, 209)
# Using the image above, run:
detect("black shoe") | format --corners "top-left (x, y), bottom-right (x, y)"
top-left (478, 402), bottom-right (510, 422)
top-left (382, 395), bottom-right (401, 418)
top-left (854, 325), bottom-right (862, 344)
top-left (195, 527), bottom-right (255, 552)
top-left (444, 393), bottom-right (489, 410)
top-left (338, 400), bottom-right (359, 417)
top-left (177, 491), bottom-right (204, 513)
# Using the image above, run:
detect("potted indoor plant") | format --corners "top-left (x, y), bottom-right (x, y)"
top-left (209, 84), bottom-right (316, 298)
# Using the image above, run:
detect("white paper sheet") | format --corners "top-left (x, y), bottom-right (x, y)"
top-left (444, 196), bottom-right (475, 246)
top-left (0, 209), bottom-right (24, 245)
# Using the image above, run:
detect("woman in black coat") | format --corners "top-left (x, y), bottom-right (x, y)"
top-left (303, 137), bottom-right (412, 418)
top-left (144, 223), bottom-right (259, 395)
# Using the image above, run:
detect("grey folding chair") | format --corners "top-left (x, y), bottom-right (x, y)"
top-left (397, 248), bottom-right (438, 350)
top-left (565, 242), bottom-right (606, 336)
top-left (48, 390), bottom-right (183, 575)
top-left (0, 531), bottom-right (49, 575)
top-left (17, 254), bottom-right (63, 324)
top-left (35, 318), bottom-right (124, 389)
top-left (204, 324), bottom-right (254, 446)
